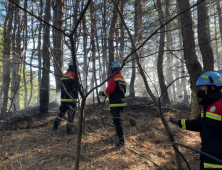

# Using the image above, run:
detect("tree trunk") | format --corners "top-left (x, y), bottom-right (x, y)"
top-left (52, 0), bottom-right (63, 104)
top-left (118, 0), bottom-right (125, 64)
top-left (216, 0), bottom-right (222, 43)
top-left (39, 0), bottom-right (51, 114)
top-left (157, 0), bottom-right (170, 104)
top-left (22, 0), bottom-right (28, 108)
top-left (11, 0), bottom-right (21, 112)
top-left (214, 4), bottom-right (220, 70)
top-left (82, 0), bottom-right (88, 91)
top-left (37, 0), bottom-right (43, 105)
top-left (129, 49), bottom-right (136, 97)
top-left (165, 0), bottom-right (176, 102)
top-left (27, 16), bottom-right (35, 107)
top-left (176, 0), bottom-right (189, 104)
top-left (101, 0), bottom-right (108, 89)
top-left (177, 0), bottom-right (202, 92)
top-left (137, 0), bottom-right (145, 70)
top-left (130, 0), bottom-right (139, 98)
top-left (216, 0), bottom-right (222, 69)
top-left (90, 0), bottom-right (100, 104)
top-left (197, 0), bottom-right (214, 71)
top-left (1, 2), bottom-right (14, 116)
top-left (108, 0), bottom-right (120, 74)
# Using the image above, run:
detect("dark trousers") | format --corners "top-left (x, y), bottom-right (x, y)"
top-left (110, 107), bottom-right (124, 139)
top-left (200, 146), bottom-right (222, 169)
top-left (53, 102), bottom-right (76, 129)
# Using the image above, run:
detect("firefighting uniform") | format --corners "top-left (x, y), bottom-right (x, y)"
top-left (102, 71), bottom-right (127, 140)
top-left (179, 91), bottom-right (222, 169)
top-left (53, 70), bottom-right (78, 132)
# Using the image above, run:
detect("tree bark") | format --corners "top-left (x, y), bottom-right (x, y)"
top-left (22, 0), bottom-right (28, 108)
top-left (108, 0), bottom-right (120, 75)
top-left (27, 14), bottom-right (35, 107)
top-left (197, 0), bottom-right (214, 71)
top-left (52, 0), bottom-right (63, 104)
top-left (39, 0), bottom-right (51, 114)
top-left (1, 2), bottom-right (14, 116)
top-left (90, 0), bottom-right (100, 104)
top-left (214, 4), bottom-right (220, 70)
top-left (11, 0), bottom-right (21, 112)
top-left (165, 0), bottom-right (176, 102)
top-left (130, 0), bottom-right (139, 97)
top-left (216, 0), bottom-right (222, 69)
top-left (101, 0), bottom-right (108, 90)
top-left (118, 0), bottom-right (125, 64)
top-left (177, 0), bottom-right (202, 92)
top-left (82, 0), bottom-right (88, 91)
top-left (216, 0), bottom-right (222, 43)
top-left (157, 0), bottom-right (170, 104)
top-left (176, 0), bottom-right (189, 104)
top-left (37, 0), bottom-right (43, 105)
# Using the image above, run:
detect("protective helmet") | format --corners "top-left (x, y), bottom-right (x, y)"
top-left (110, 61), bottom-right (121, 69)
top-left (68, 61), bottom-right (73, 66)
top-left (196, 71), bottom-right (222, 86)
top-left (218, 69), bottom-right (222, 77)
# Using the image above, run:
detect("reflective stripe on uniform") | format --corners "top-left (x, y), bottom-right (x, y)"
top-left (181, 119), bottom-right (186, 129)
top-left (206, 112), bottom-right (221, 121)
top-left (61, 77), bottom-right (73, 80)
top-left (109, 103), bottom-right (127, 107)
top-left (61, 98), bottom-right (77, 102)
top-left (204, 162), bottom-right (222, 169)
top-left (201, 112), bottom-right (221, 121)
top-left (114, 78), bottom-right (125, 82)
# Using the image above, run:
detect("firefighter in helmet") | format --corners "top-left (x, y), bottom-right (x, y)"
top-left (170, 71), bottom-right (222, 169)
top-left (99, 61), bottom-right (127, 146)
top-left (51, 61), bottom-right (78, 135)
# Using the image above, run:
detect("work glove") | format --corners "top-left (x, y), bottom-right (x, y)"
top-left (99, 91), bottom-right (104, 96)
top-left (170, 118), bottom-right (179, 125)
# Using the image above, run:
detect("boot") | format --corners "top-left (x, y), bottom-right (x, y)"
top-left (116, 138), bottom-right (125, 147)
top-left (51, 117), bottom-right (61, 135)
top-left (66, 123), bottom-right (75, 135)
top-left (51, 127), bottom-right (58, 135)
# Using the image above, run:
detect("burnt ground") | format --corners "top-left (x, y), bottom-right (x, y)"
top-left (0, 97), bottom-right (200, 170)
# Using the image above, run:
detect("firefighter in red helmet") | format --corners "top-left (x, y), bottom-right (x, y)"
top-left (51, 61), bottom-right (78, 135)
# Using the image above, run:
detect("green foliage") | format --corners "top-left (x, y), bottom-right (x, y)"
top-left (19, 70), bottom-right (56, 109)
top-left (19, 70), bottom-right (39, 109)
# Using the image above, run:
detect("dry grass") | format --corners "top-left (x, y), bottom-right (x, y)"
top-left (0, 97), bottom-right (200, 170)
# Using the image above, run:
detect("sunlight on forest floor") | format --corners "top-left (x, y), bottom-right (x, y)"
top-left (0, 97), bottom-right (200, 170)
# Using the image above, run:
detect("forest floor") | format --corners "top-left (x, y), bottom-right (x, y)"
top-left (0, 97), bottom-right (201, 170)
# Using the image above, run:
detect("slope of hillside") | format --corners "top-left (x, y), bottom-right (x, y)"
top-left (0, 97), bottom-right (200, 170)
